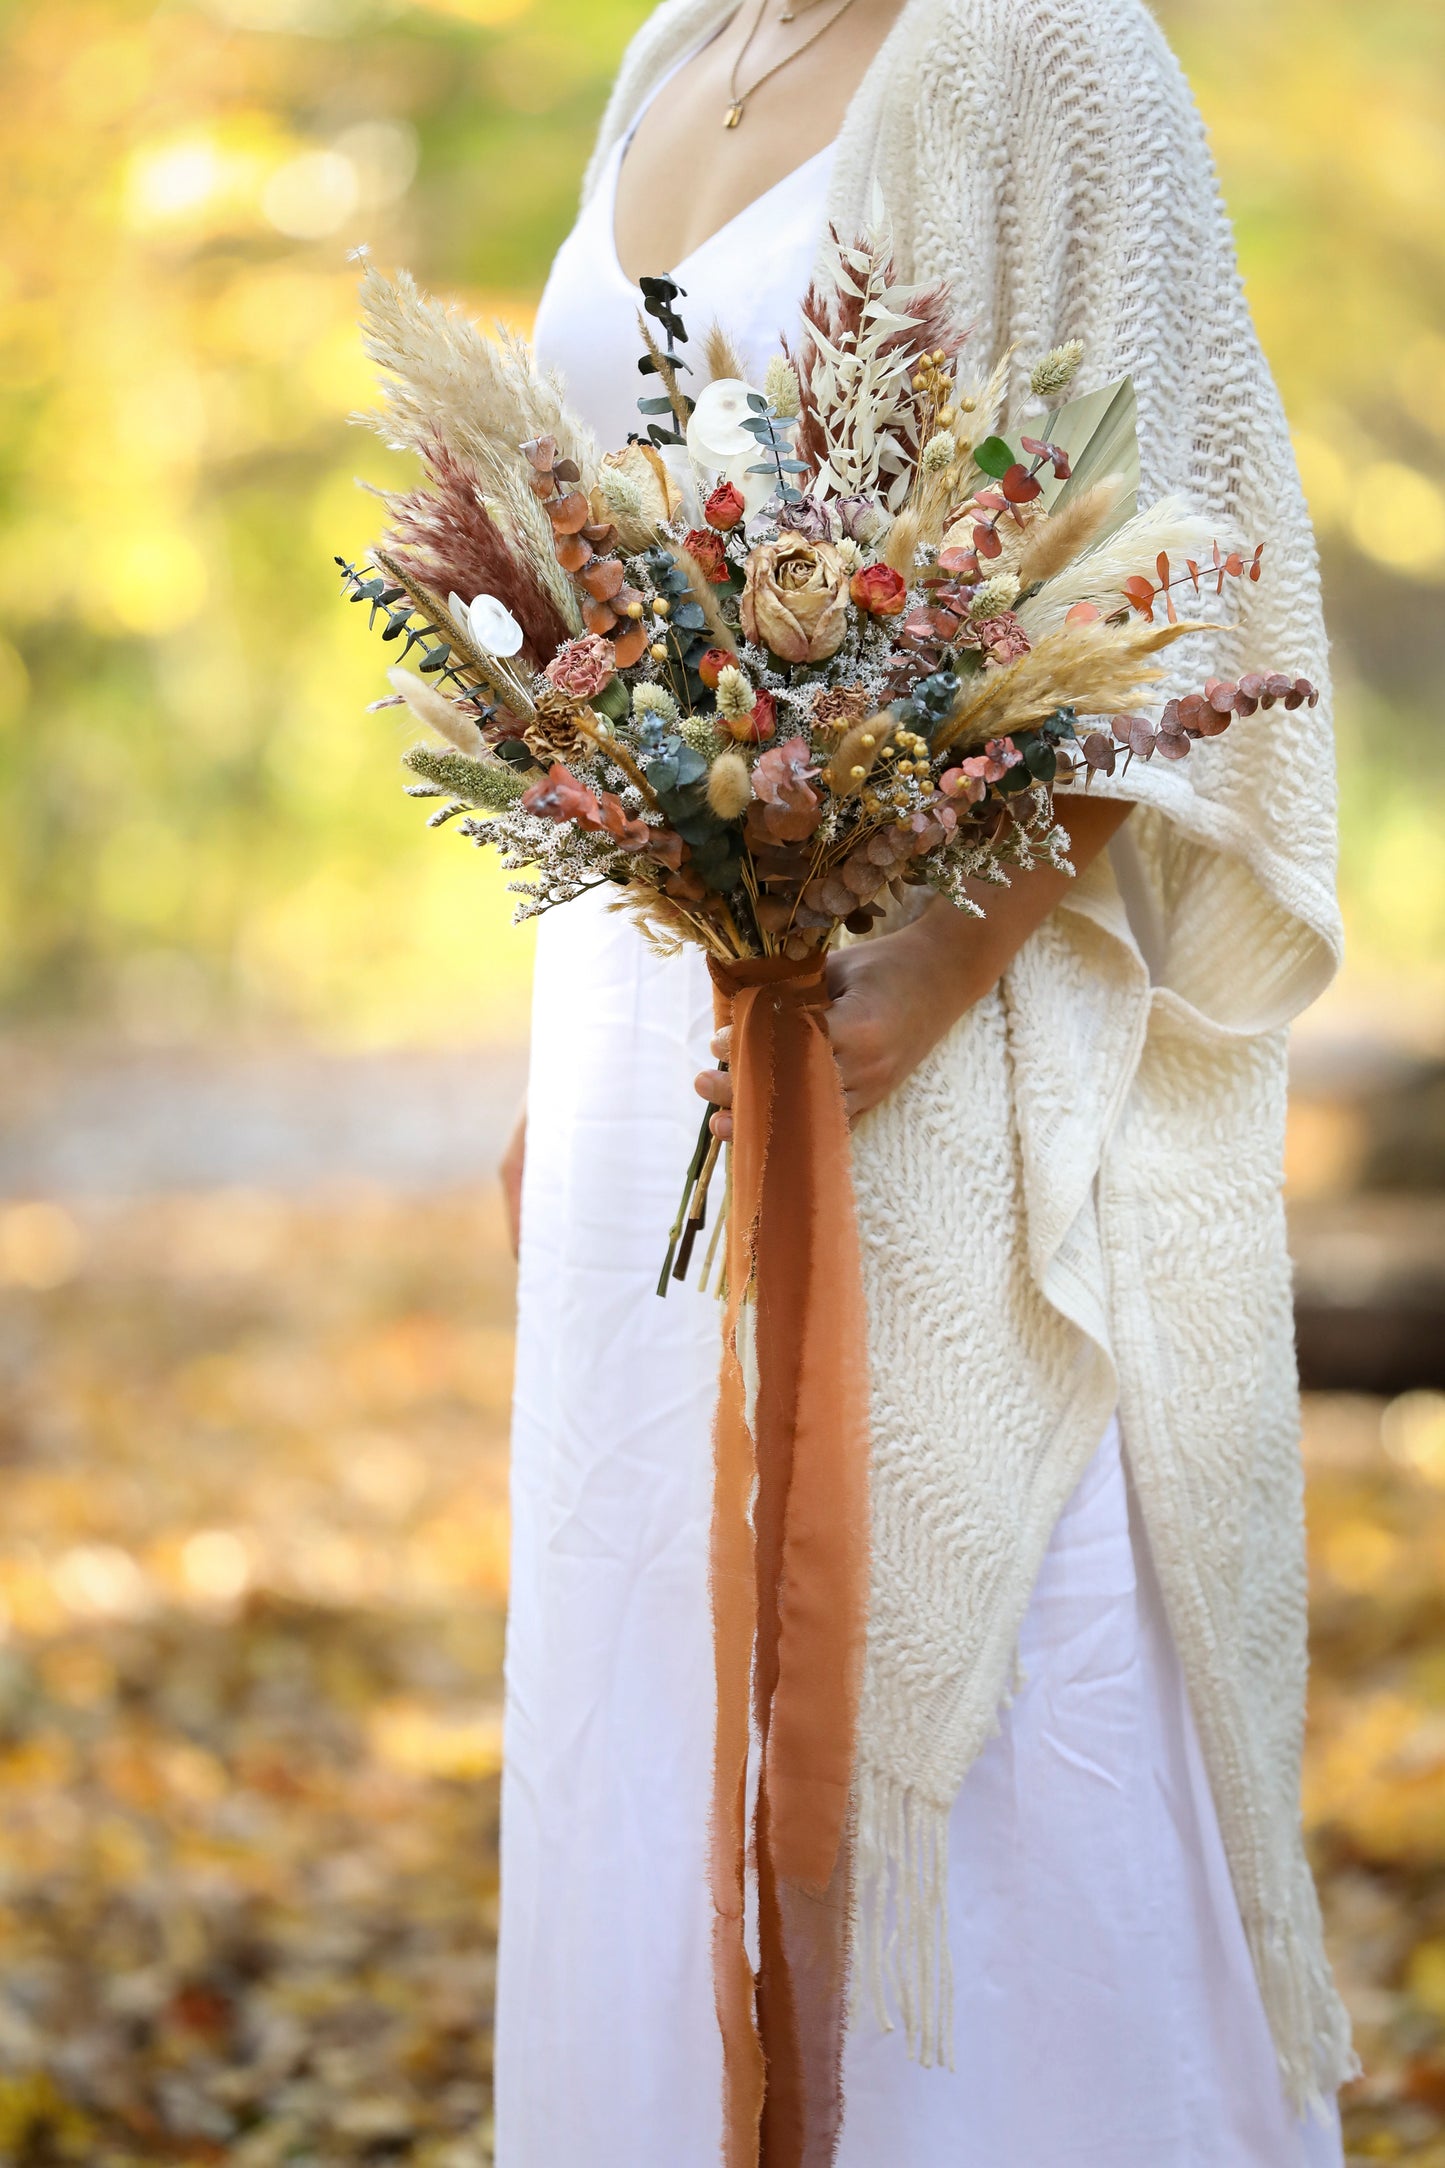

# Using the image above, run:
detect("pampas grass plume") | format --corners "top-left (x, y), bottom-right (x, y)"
top-left (703, 321), bottom-right (748, 385)
top-left (1015, 476), bottom-right (1127, 592)
top-left (882, 507), bottom-right (922, 575)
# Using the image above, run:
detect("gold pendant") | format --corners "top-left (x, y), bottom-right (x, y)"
top-left (723, 100), bottom-right (744, 127)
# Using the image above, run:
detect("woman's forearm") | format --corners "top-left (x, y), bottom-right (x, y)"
top-left (899, 792), bottom-right (1134, 1020)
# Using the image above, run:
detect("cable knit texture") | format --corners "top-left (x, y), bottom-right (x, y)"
top-left (586, 0), bottom-right (1355, 2110)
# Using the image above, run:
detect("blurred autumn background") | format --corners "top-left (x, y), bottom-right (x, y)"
top-left (0, 0), bottom-right (1442, 2160)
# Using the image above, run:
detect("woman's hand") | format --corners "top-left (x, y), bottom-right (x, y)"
top-left (499, 1106), bottom-right (526, 1258)
top-left (694, 911), bottom-right (987, 1139)
top-left (694, 793), bottom-right (1134, 1138)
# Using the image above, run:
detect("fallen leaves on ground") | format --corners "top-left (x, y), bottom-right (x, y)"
top-left (0, 1191), bottom-right (1442, 2162)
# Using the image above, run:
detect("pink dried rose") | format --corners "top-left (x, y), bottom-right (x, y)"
top-left (543, 633), bottom-right (617, 701)
top-left (740, 538), bottom-right (849, 665)
top-left (961, 611), bottom-right (1031, 665)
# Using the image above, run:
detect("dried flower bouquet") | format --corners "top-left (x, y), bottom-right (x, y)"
top-left (339, 230), bottom-right (1314, 1279)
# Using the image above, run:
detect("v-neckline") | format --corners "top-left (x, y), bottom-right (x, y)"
top-left (606, 132), bottom-right (837, 294)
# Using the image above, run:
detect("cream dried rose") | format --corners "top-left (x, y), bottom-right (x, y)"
top-left (739, 538), bottom-right (849, 666)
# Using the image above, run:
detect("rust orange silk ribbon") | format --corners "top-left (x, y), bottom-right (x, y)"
top-left (706, 953), bottom-right (872, 2168)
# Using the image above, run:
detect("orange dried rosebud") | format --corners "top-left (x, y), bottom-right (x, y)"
top-left (849, 562), bottom-right (908, 617)
top-left (698, 647), bottom-right (734, 690)
top-left (704, 480), bottom-right (746, 531)
top-left (725, 689), bottom-right (777, 745)
top-left (682, 529), bottom-right (730, 584)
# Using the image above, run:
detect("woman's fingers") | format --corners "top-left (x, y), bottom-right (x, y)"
top-left (695, 1060), bottom-right (733, 1142)
top-left (710, 1024), bottom-right (732, 1061)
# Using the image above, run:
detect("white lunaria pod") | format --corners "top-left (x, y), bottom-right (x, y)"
top-left (464, 593), bottom-right (525, 657)
top-left (686, 378), bottom-right (778, 519)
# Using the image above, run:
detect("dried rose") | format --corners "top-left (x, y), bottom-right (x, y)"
top-left (740, 538), bottom-right (849, 666)
top-left (849, 562), bottom-right (908, 617)
top-left (682, 529), bottom-right (730, 584)
top-left (777, 496), bottom-right (834, 542)
top-left (966, 611), bottom-right (1031, 665)
top-left (543, 633), bottom-right (616, 701)
top-left (722, 688), bottom-right (777, 745)
top-left (698, 647), bottom-right (734, 691)
top-left (704, 480), bottom-right (746, 531)
top-left (834, 493), bottom-right (887, 544)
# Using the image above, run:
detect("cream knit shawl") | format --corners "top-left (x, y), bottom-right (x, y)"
top-left (585, 0), bottom-right (1356, 2111)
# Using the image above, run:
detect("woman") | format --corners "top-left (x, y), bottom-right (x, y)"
top-left (496, 2), bottom-right (1356, 2161)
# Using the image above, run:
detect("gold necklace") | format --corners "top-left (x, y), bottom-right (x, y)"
top-left (724, 0), bottom-right (861, 128)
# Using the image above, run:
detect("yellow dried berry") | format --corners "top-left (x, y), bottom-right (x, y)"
top-left (651, 597), bottom-right (671, 618)
top-left (649, 642), bottom-right (668, 663)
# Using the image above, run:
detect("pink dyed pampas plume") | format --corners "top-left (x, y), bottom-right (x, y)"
top-left (376, 438), bottom-right (572, 666)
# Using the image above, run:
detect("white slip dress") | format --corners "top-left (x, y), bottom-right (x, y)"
top-left (495, 93), bottom-right (1345, 2168)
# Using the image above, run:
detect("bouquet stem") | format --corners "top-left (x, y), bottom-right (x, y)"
top-left (657, 1080), bottom-right (725, 1296)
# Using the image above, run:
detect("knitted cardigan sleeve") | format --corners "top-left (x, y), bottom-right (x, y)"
top-left (906, 0), bottom-right (1342, 1035)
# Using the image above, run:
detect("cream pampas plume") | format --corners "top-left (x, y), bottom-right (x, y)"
top-left (1016, 498), bottom-right (1239, 640)
top-left (882, 507), bottom-right (922, 575)
top-left (954, 350), bottom-right (1011, 458)
top-left (933, 618), bottom-right (1208, 755)
top-left (387, 666), bottom-right (485, 753)
top-left (355, 264), bottom-right (595, 479)
top-left (707, 751), bottom-right (754, 821)
top-left (1014, 476), bottom-right (1128, 593)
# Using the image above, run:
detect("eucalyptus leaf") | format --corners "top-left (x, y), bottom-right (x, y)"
top-left (972, 436), bottom-right (1017, 480)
